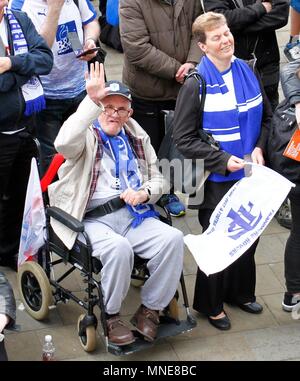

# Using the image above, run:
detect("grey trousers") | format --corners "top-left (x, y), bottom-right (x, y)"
top-left (83, 206), bottom-right (184, 315)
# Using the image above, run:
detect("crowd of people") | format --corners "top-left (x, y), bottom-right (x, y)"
top-left (0, 0), bottom-right (299, 360)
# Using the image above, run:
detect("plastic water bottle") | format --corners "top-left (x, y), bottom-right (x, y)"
top-left (42, 335), bottom-right (55, 361)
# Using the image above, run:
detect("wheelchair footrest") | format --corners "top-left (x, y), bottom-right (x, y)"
top-left (107, 317), bottom-right (197, 356)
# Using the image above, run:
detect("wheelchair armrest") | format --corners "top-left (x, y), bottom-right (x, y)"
top-left (46, 206), bottom-right (85, 233)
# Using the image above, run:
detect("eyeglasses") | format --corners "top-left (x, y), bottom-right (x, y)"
top-left (103, 106), bottom-right (130, 118)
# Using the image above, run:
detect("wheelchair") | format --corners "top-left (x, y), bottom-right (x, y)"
top-left (17, 153), bottom-right (197, 356)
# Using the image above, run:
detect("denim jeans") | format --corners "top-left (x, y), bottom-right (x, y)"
top-left (35, 91), bottom-right (86, 173)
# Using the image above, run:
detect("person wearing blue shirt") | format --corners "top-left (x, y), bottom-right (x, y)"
top-left (11, 0), bottom-right (100, 172)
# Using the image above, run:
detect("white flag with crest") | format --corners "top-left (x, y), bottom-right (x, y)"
top-left (18, 158), bottom-right (46, 267)
top-left (184, 164), bottom-right (295, 276)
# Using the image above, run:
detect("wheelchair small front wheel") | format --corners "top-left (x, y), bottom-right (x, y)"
top-left (18, 261), bottom-right (52, 320)
top-left (77, 314), bottom-right (97, 352)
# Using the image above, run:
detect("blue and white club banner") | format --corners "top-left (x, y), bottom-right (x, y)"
top-left (184, 163), bottom-right (295, 276)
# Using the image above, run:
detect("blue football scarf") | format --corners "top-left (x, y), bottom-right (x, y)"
top-left (93, 120), bottom-right (159, 227)
top-left (198, 56), bottom-right (263, 182)
top-left (5, 8), bottom-right (45, 116)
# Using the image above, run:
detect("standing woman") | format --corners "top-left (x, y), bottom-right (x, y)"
top-left (277, 61), bottom-right (300, 312)
top-left (173, 12), bottom-right (272, 330)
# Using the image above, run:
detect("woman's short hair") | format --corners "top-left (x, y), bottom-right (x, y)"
top-left (192, 12), bottom-right (227, 43)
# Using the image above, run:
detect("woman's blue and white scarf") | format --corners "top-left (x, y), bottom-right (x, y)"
top-left (5, 8), bottom-right (45, 116)
top-left (93, 120), bottom-right (159, 227)
top-left (197, 56), bottom-right (263, 182)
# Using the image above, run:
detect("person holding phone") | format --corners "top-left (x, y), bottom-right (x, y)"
top-left (10, 0), bottom-right (100, 173)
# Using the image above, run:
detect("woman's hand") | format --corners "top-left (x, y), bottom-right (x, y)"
top-left (227, 155), bottom-right (245, 172)
top-left (0, 57), bottom-right (11, 74)
top-left (85, 62), bottom-right (109, 105)
top-left (251, 147), bottom-right (265, 165)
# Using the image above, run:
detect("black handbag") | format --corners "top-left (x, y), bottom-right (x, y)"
top-left (266, 99), bottom-right (300, 184)
top-left (158, 72), bottom-right (220, 196)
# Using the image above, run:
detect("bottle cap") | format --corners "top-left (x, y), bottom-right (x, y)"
top-left (45, 335), bottom-right (52, 342)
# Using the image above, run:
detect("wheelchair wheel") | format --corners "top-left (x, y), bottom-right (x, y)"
top-left (77, 314), bottom-right (97, 352)
top-left (18, 261), bottom-right (52, 320)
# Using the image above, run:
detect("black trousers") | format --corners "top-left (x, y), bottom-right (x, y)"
top-left (284, 185), bottom-right (300, 293)
top-left (264, 83), bottom-right (279, 113)
top-left (193, 208), bottom-right (258, 316)
top-left (0, 131), bottom-right (37, 264)
top-left (0, 340), bottom-right (8, 361)
top-left (131, 96), bottom-right (176, 154)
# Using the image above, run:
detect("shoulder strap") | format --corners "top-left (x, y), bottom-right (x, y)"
top-left (184, 70), bottom-right (219, 150)
top-left (185, 70), bottom-right (206, 115)
top-left (232, 0), bottom-right (244, 8)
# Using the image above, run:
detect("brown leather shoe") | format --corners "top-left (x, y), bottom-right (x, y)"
top-left (107, 315), bottom-right (135, 346)
top-left (130, 305), bottom-right (160, 342)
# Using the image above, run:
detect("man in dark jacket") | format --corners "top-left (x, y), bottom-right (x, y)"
top-left (120, 0), bottom-right (203, 217)
top-left (0, 271), bottom-right (16, 361)
top-left (203, 0), bottom-right (289, 112)
top-left (0, 1), bottom-right (53, 270)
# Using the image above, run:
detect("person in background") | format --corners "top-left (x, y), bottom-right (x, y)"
top-left (98, 0), bottom-right (123, 52)
top-left (0, 0), bottom-right (53, 270)
top-left (284, 0), bottom-right (300, 62)
top-left (119, 0), bottom-right (203, 217)
top-left (173, 12), bottom-right (272, 330)
top-left (0, 271), bottom-right (16, 361)
top-left (277, 60), bottom-right (300, 312)
top-left (48, 63), bottom-right (184, 346)
top-left (11, 0), bottom-right (100, 172)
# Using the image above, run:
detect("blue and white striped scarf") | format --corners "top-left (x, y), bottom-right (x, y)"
top-left (197, 56), bottom-right (263, 182)
top-left (93, 120), bottom-right (159, 228)
top-left (5, 8), bottom-right (45, 116)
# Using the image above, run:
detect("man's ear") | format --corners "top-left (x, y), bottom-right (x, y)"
top-left (128, 108), bottom-right (133, 117)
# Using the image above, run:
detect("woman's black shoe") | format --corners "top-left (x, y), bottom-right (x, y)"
top-left (208, 314), bottom-right (231, 331)
top-left (237, 302), bottom-right (263, 314)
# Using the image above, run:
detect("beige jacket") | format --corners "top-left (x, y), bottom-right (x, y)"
top-left (119, 0), bottom-right (203, 100)
top-left (48, 96), bottom-right (167, 249)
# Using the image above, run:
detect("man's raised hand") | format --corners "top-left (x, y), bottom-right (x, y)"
top-left (85, 62), bottom-right (109, 106)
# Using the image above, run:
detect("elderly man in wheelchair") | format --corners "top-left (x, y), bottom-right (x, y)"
top-left (46, 63), bottom-right (184, 347)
